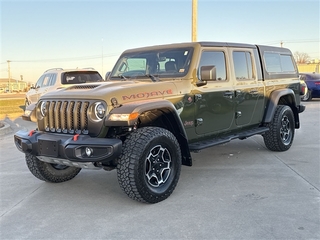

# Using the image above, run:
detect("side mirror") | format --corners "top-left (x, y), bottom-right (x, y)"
top-left (200, 65), bottom-right (216, 81)
top-left (105, 71), bottom-right (111, 80)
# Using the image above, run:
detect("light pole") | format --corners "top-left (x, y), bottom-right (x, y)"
top-left (101, 38), bottom-right (104, 77)
top-left (7, 60), bottom-right (11, 92)
top-left (192, 0), bottom-right (197, 42)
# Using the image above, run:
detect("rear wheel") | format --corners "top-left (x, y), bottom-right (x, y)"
top-left (117, 127), bottom-right (181, 203)
top-left (263, 105), bottom-right (295, 151)
top-left (25, 153), bottom-right (81, 182)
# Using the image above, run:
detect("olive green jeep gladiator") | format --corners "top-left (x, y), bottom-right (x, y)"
top-left (14, 42), bottom-right (305, 203)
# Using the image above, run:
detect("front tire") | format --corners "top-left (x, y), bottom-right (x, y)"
top-left (25, 153), bottom-right (81, 182)
top-left (117, 127), bottom-right (182, 203)
top-left (263, 105), bottom-right (295, 151)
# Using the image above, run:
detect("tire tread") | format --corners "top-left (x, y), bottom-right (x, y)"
top-left (263, 105), bottom-right (295, 152)
top-left (117, 127), bottom-right (181, 203)
top-left (25, 153), bottom-right (81, 183)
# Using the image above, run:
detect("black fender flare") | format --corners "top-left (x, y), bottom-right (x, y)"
top-left (104, 99), bottom-right (192, 166)
top-left (263, 88), bottom-right (300, 128)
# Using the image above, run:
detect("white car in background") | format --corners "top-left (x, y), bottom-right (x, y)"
top-left (23, 68), bottom-right (104, 121)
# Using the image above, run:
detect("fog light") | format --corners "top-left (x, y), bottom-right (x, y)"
top-left (85, 147), bottom-right (93, 157)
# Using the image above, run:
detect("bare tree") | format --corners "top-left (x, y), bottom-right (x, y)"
top-left (294, 51), bottom-right (311, 64)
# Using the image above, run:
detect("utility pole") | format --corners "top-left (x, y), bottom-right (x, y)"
top-left (192, 0), bottom-right (197, 42)
top-left (101, 38), bottom-right (104, 77)
top-left (7, 60), bottom-right (11, 93)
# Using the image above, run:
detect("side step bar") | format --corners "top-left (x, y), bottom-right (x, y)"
top-left (188, 127), bottom-right (269, 151)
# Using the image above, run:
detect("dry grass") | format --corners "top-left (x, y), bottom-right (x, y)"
top-left (0, 98), bottom-right (25, 120)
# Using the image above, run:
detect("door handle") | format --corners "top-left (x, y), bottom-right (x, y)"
top-left (250, 90), bottom-right (258, 95)
top-left (224, 91), bottom-right (233, 99)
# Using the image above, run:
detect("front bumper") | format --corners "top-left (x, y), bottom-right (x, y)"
top-left (14, 130), bottom-right (122, 163)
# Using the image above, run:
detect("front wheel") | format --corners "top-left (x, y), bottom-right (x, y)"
top-left (117, 127), bottom-right (182, 203)
top-left (263, 105), bottom-right (295, 151)
top-left (25, 153), bottom-right (81, 182)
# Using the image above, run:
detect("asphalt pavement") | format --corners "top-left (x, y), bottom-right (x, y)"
top-left (0, 101), bottom-right (319, 240)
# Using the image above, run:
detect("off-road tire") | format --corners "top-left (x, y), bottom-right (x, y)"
top-left (25, 153), bottom-right (81, 182)
top-left (263, 105), bottom-right (295, 151)
top-left (117, 127), bottom-right (182, 203)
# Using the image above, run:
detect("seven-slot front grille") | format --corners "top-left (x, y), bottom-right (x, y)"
top-left (43, 100), bottom-right (90, 134)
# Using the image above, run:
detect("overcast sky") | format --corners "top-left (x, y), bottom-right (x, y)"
top-left (1, 0), bottom-right (319, 82)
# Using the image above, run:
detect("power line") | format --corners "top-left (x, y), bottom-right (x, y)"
top-left (5, 53), bottom-right (121, 63)
top-left (260, 39), bottom-right (319, 45)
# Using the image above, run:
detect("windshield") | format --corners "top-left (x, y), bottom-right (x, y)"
top-left (110, 47), bottom-right (193, 79)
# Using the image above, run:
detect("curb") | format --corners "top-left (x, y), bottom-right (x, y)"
top-left (0, 121), bottom-right (13, 135)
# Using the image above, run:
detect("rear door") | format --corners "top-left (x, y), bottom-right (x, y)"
top-left (231, 48), bottom-right (265, 126)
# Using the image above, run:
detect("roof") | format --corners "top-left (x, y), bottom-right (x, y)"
top-left (121, 41), bottom-right (291, 54)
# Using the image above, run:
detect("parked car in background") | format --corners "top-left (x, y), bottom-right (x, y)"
top-left (23, 68), bottom-right (104, 121)
top-left (300, 79), bottom-right (308, 100)
top-left (300, 72), bottom-right (320, 101)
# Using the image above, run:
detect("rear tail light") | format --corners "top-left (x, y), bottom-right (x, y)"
top-left (314, 81), bottom-right (320, 85)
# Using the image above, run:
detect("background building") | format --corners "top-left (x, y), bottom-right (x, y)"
top-left (297, 62), bottom-right (320, 73)
top-left (0, 78), bottom-right (30, 93)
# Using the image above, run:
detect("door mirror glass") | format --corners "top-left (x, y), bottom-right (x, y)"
top-left (200, 65), bottom-right (217, 81)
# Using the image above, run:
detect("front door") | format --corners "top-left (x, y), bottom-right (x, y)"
top-left (194, 84), bottom-right (235, 135)
top-left (194, 49), bottom-right (235, 135)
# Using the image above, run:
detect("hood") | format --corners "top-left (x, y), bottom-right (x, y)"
top-left (41, 80), bottom-right (179, 106)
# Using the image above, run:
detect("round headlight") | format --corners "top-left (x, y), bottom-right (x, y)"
top-left (95, 102), bottom-right (106, 119)
top-left (40, 101), bottom-right (47, 116)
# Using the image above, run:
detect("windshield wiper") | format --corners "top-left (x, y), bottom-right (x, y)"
top-left (145, 74), bottom-right (160, 82)
top-left (119, 75), bottom-right (128, 81)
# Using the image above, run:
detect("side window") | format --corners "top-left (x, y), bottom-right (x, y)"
top-left (264, 53), bottom-right (281, 72)
top-left (280, 55), bottom-right (295, 72)
top-left (264, 52), bottom-right (296, 73)
top-left (198, 51), bottom-right (227, 80)
top-left (233, 51), bottom-right (253, 80)
top-left (42, 75), bottom-right (52, 87)
top-left (48, 73), bottom-right (57, 86)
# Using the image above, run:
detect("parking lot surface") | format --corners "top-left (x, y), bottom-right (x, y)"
top-left (1, 101), bottom-right (319, 240)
